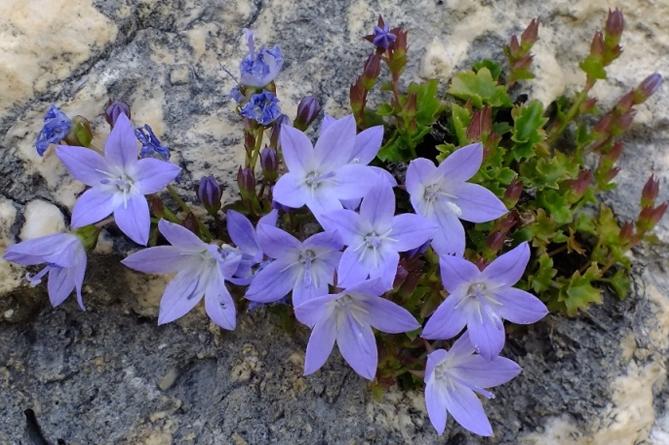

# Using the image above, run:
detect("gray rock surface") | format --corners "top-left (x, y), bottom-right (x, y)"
top-left (1, 0), bottom-right (669, 444)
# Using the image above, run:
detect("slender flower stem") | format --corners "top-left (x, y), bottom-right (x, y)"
top-left (249, 127), bottom-right (265, 168)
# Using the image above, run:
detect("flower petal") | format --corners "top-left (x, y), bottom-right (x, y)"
top-left (421, 292), bottom-right (467, 340)
top-left (366, 296), bottom-right (420, 333)
top-left (134, 158), bottom-right (181, 194)
top-left (390, 213), bottom-right (435, 252)
top-left (122, 246), bottom-right (190, 274)
top-left (71, 247), bottom-right (87, 310)
top-left (307, 190), bottom-right (344, 221)
top-left (336, 313), bottom-right (378, 380)
top-left (292, 280), bottom-right (329, 307)
top-left (227, 210), bottom-right (261, 259)
top-left (439, 255), bottom-right (480, 293)
top-left (47, 267), bottom-right (75, 307)
top-left (104, 113), bottom-right (138, 169)
top-left (256, 223), bottom-right (300, 259)
top-left (360, 184), bottom-right (395, 229)
top-left (333, 164), bottom-right (378, 200)
top-left (294, 294), bottom-right (337, 327)
top-left (319, 209), bottom-right (361, 245)
top-left (158, 219), bottom-right (206, 250)
top-left (55, 145), bottom-right (108, 187)
top-left (425, 381), bottom-right (448, 435)
top-left (431, 206), bottom-right (466, 257)
top-left (467, 307), bottom-right (506, 360)
top-left (204, 275), bottom-right (237, 330)
top-left (451, 182), bottom-right (507, 223)
top-left (351, 125), bottom-right (383, 165)
top-left (304, 315), bottom-right (337, 375)
top-left (3, 233), bottom-right (78, 266)
top-left (71, 188), bottom-right (116, 228)
top-left (406, 158), bottom-right (439, 196)
top-left (454, 355), bottom-right (521, 388)
top-left (273, 173), bottom-right (308, 208)
top-left (443, 382), bottom-right (493, 436)
top-left (336, 247), bottom-right (370, 288)
top-left (114, 194), bottom-right (150, 245)
top-left (482, 242), bottom-right (531, 288)
top-left (280, 124), bottom-right (314, 174)
top-left (437, 143), bottom-right (483, 183)
top-left (314, 114), bottom-right (356, 168)
top-left (245, 260), bottom-right (296, 303)
top-left (369, 166), bottom-right (398, 187)
top-left (157, 270), bottom-right (204, 325)
top-left (494, 287), bottom-right (548, 324)
top-left (367, 250), bottom-right (399, 290)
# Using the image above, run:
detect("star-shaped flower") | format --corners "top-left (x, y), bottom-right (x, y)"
top-left (3, 232), bottom-right (87, 309)
top-left (321, 184), bottom-right (434, 287)
top-left (295, 279), bottom-right (420, 380)
top-left (272, 115), bottom-right (383, 220)
top-left (405, 143), bottom-right (507, 256)
top-left (424, 332), bottom-right (521, 436)
top-left (56, 113), bottom-right (181, 245)
top-left (422, 242), bottom-right (548, 359)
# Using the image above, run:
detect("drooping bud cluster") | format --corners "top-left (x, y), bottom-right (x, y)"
top-left (504, 19), bottom-right (539, 86)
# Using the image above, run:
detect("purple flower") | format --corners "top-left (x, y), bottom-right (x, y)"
top-left (321, 184), bottom-right (434, 287)
top-left (239, 29), bottom-right (283, 88)
top-left (198, 175), bottom-right (222, 214)
top-left (422, 242), bottom-right (548, 359)
top-left (240, 91), bottom-right (282, 126)
top-left (135, 124), bottom-right (170, 160)
top-left (424, 333), bottom-right (521, 436)
top-left (406, 143), bottom-right (507, 256)
top-left (225, 209), bottom-right (275, 285)
top-left (372, 23), bottom-right (397, 49)
top-left (105, 100), bottom-right (131, 128)
top-left (122, 220), bottom-right (242, 329)
top-left (295, 279), bottom-right (419, 380)
top-left (3, 232), bottom-right (87, 309)
top-left (245, 224), bottom-right (342, 308)
top-left (56, 113), bottom-right (180, 245)
top-left (272, 115), bottom-right (384, 220)
top-left (35, 105), bottom-right (71, 156)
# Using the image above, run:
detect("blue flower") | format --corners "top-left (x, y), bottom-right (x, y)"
top-left (372, 24), bottom-right (396, 49)
top-left (239, 29), bottom-right (283, 87)
top-left (35, 105), bottom-right (71, 156)
top-left (240, 92), bottom-right (282, 126)
top-left (135, 124), bottom-right (170, 160)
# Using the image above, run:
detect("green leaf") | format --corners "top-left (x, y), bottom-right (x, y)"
top-left (450, 103), bottom-right (471, 146)
top-left (536, 190), bottom-right (573, 224)
top-left (579, 55), bottom-right (607, 81)
top-left (472, 59), bottom-right (502, 80)
top-left (510, 100), bottom-right (547, 160)
top-left (529, 252), bottom-right (557, 293)
top-left (561, 264), bottom-right (603, 316)
top-left (606, 268), bottom-right (631, 299)
top-left (520, 152), bottom-right (579, 190)
top-left (448, 68), bottom-right (511, 108)
top-left (408, 80), bottom-right (442, 126)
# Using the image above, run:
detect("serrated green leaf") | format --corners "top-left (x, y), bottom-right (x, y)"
top-left (408, 79), bottom-right (442, 126)
top-left (451, 103), bottom-right (471, 145)
top-left (520, 152), bottom-right (579, 190)
top-left (473, 59), bottom-right (502, 80)
top-left (562, 265), bottom-right (603, 315)
top-left (606, 268), bottom-right (631, 299)
top-left (510, 100), bottom-right (547, 160)
top-left (529, 252), bottom-right (557, 293)
top-left (536, 190), bottom-right (573, 224)
top-left (448, 68), bottom-right (511, 108)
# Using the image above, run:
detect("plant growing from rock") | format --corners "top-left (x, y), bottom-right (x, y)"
top-left (3, 9), bottom-right (666, 438)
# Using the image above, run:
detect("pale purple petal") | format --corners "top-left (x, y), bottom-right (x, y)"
top-left (421, 292), bottom-right (467, 340)
top-left (430, 206), bottom-right (466, 257)
top-left (319, 209), bottom-right (361, 244)
top-left (437, 143), bottom-right (483, 183)
top-left (104, 113), bottom-right (138, 169)
top-left (314, 114), bottom-right (356, 168)
top-left (424, 349), bottom-right (448, 382)
top-left (307, 189), bottom-right (344, 220)
top-left (425, 381), bottom-right (448, 435)
top-left (273, 173), bottom-right (308, 208)
top-left (256, 223), bottom-right (301, 258)
top-left (482, 242), bottom-right (530, 288)
top-left (245, 260), bottom-right (296, 303)
top-left (114, 193), bottom-right (150, 245)
top-left (292, 280), bottom-right (329, 307)
top-left (158, 219), bottom-right (206, 250)
top-left (454, 356), bottom-right (521, 388)
top-left (3, 233), bottom-right (77, 266)
top-left (443, 382), bottom-right (493, 436)
top-left (405, 158), bottom-right (439, 196)
top-left (369, 166), bottom-right (398, 187)
top-left (258, 209), bottom-right (279, 226)
top-left (280, 124), bottom-right (314, 174)
top-left (467, 307), bottom-right (505, 360)
top-left (336, 247), bottom-right (370, 288)
top-left (294, 294), bottom-right (337, 327)
top-left (134, 158), bottom-right (181, 194)
top-left (157, 271), bottom-right (203, 325)
top-left (390, 213), bottom-right (435, 252)
top-left (493, 287), bottom-right (548, 324)
top-left (303, 231), bottom-right (343, 251)
top-left (55, 145), bottom-right (108, 187)
top-left (350, 125), bottom-right (383, 165)
top-left (204, 275), bottom-right (237, 330)
top-left (333, 164), bottom-right (379, 200)
top-left (366, 296), bottom-right (420, 333)
top-left (360, 185), bottom-right (395, 229)
top-left (451, 182), bottom-right (507, 223)
top-left (227, 210), bottom-right (261, 259)
top-left (71, 188), bottom-right (115, 228)
top-left (304, 316), bottom-right (337, 375)
top-left (447, 331), bottom-right (477, 358)
top-left (122, 246), bottom-right (189, 274)
top-left (346, 278), bottom-right (391, 299)
top-left (439, 255), bottom-right (481, 293)
top-left (319, 114), bottom-right (336, 134)
top-left (368, 250), bottom-right (400, 289)
top-left (72, 247), bottom-right (87, 310)
top-left (336, 312), bottom-right (378, 380)
top-left (47, 267), bottom-right (74, 307)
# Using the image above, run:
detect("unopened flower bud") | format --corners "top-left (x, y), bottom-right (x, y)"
top-left (198, 175), bottom-right (222, 215)
top-left (363, 54), bottom-right (382, 82)
top-left (605, 166), bottom-right (621, 182)
top-left (260, 147), bottom-right (278, 182)
top-left (521, 19), bottom-right (539, 48)
top-left (294, 96), bottom-right (321, 131)
top-left (638, 203), bottom-right (668, 232)
top-left (568, 170), bottom-right (593, 197)
top-left (504, 180), bottom-right (523, 207)
top-left (105, 100), bottom-right (131, 128)
top-left (590, 31), bottom-right (605, 58)
top-left (620, 221), bottom-right (635, 244)
top-left (605, 9), bottom-right (624, 43)
top-left (237, 166), bottom-right (256, 198)
top-left (641, 175), bottom-right (660, 208)
top-left (486, 231), bottom-right (506, 253)
top-left (606, 141), bottom-right (624, 161)
top-left (64, 116), bottom-right (93, 147)
top-left (269, 114), bottom-right (291, 149)
top-left (634, 73), bottom-right (663, 104)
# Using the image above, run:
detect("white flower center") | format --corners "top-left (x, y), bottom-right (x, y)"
top-left (354, 228), bottom-right (396, 266)
top-left (98, 168), bottom-right (137, 206)
top-left (303, 170), bottom-right (335, 191)
top-left (422, 182), bottom-right (462, 217)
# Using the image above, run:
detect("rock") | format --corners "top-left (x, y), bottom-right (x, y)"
top-left (0, 0), bottom-right (668, 444)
